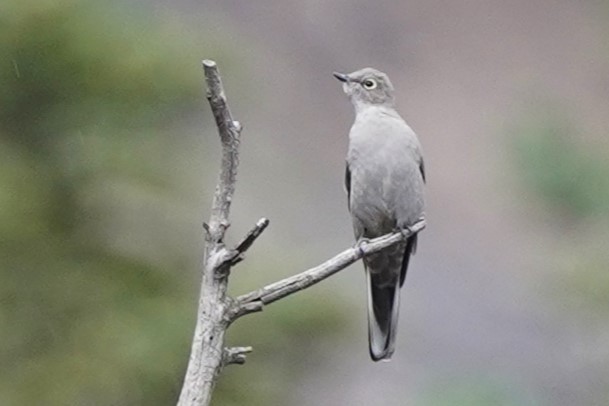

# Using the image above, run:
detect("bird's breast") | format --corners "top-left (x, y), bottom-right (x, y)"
top-left (347, 122), bottom-right (424, 236)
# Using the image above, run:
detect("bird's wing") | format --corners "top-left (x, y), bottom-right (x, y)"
top-left (344, 162), bottom-right (351, 210)
top-left (419, 158), bottom-right (426, 183)
top-left (400, 234), bottom-right (417, 286)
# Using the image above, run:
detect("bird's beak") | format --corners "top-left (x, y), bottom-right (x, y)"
top-left (333, 72), bottom-right (350, 83)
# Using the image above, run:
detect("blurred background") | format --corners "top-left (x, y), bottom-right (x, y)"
top-left (2, 0), bottom-right (609, 405)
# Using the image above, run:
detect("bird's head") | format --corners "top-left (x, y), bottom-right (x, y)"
top-left (333, 67), bottom-right (395, 109)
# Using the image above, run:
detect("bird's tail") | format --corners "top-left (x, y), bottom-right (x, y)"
top-left (366, 269), bottom-right (401, 361)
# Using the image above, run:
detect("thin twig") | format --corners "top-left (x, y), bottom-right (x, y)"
top-left (230, 218), bottom-right (270, 265)
top-left (222, 346), bottom-right (254, 366)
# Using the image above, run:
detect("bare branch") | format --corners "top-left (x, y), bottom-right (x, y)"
top-left (177, 60), bottom-right (243, 406)
top-left (212, 218), bottom-right (270, 270)
top-left (234, 218), bottom-right (270, 257)
top-left (203, 59), bottom-right (241, 244)
top-left (222, 346), bottom-right (253, 366)
top-left (228, 218), bottom-right (426, 322)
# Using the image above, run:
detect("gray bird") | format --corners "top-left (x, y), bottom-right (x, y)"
top-left (334, 68), bottom-right (425, 361)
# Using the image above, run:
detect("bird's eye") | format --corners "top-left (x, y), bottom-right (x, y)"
top-left (362, 79), bottom-right (377, 90)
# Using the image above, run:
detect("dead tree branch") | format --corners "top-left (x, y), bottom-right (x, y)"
top-left (177, 59), bottom-right (248, 406)
top-left (226, 219), bottom-right (425, 322)
top-left (177, 60), bottom-right (425, 406)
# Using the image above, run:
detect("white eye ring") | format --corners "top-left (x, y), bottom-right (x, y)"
top-left (362, 79), bottom-right (377, 90)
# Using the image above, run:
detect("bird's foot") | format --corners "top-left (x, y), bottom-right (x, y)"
top-left (400, 226), bottom-right (413, 237)
top-left (395, 223), bottom-right (415, 238)
top-left (355, 237), bottom-right (371, 256)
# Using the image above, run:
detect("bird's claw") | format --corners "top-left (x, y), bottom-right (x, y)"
top-left (395, 224), bottom-right (414, 237)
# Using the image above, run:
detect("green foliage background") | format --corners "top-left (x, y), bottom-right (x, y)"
top-left (0, 1), bottom-right (349, 404)
top-left (508, 107), bottom-right (609, 404)
top-left (510, 108), bottom-right (609, 313)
